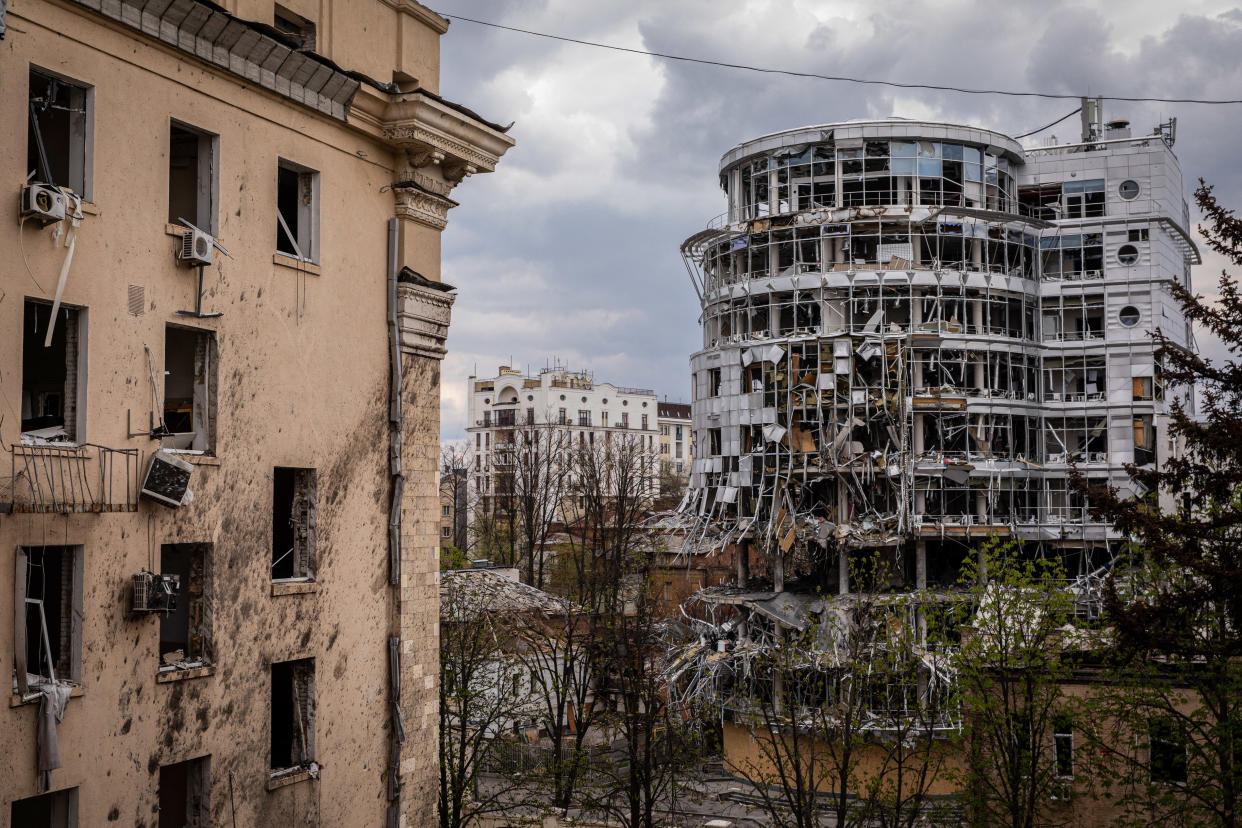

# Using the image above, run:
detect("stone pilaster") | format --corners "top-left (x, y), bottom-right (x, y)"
top-left (393, 280), bottom-right (454, 826)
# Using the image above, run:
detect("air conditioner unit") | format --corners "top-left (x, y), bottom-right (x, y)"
top-left (20, 183), bottom-right (67, 225)
top-left (178, 227), bottom-right (215, 266)
top-left (132, 570), bottom-right (180, 613)
top-left (140, 450), bottom-right (194, 507)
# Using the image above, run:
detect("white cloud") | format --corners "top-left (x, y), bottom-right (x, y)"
top-left (436, 0), bottom-right (1242, 442)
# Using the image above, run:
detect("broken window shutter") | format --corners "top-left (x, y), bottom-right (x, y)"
top-left (13, 548), bottom-right (28, 696)
top-left (290, 666), bottom-right (311, 764)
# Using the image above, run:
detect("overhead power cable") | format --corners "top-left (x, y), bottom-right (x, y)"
top-left (435, 10), bottom-right (1242, 105)
top-left (1013, 107), bottom-right (1083, 140)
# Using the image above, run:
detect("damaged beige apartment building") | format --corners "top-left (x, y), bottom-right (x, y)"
top-left (0, 0), bottom-right (511, 825)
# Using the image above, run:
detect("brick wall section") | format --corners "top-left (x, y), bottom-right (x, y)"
top-left (397, 352), bottom-right (442, 824)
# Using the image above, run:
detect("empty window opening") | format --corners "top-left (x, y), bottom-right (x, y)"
top-left (158, 756), bottom-right (210, 828)
top-left (168, 122), bottom-right (218, 233)
top-left (27, 68), bottom-right (91, 197)
top-left (162, 326), bottom-right (217, 453)
top-left (1053, 715), bottom-right (1074, 778)
top-left (22, 300), bottom-right (84, 442)
top-left (273, 5), bottom-right (316, 50)
top-left (271, 659), bottom-right (315, 772)
top-left (276, 160), bottom-right (318, 262)
top-left (11, 787), bottom-right (78, 827)
top-left (1150, 718), bottom-right (1187, 784)
top-left (15, 546), bottom-right (83, 693)
top-left (272, 468), bottom-right (317, 581)
top-left (158, 543), bottom-right (213, 670)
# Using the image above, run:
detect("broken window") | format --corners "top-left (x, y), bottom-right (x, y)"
top-left (1063, 179), bottom-right (1105, 218)
top-left (1133, 415), bottom-right (1156, 465)
top-left (168, 121), bottom-right (218, 233)
top-left (162, 325), bottom-right (217, 453)
top-left (158, 544), bottom-right (213, 671)
top-left (14, 546), bottom-right (83, 694)
top-left (1149, 717), bottom-right (1188, 784)
top-left (158, 755), bottom-right (210, 828)
top-left (22, 300), bottom-right (85, 442)
top-left (271, 659), bottom-right (315, 772)
top-left (276, 159), bottom-right (318, 262)
top-left (272, 468), bottom-right (317, 581)
top-left (1054, 715), bottom-right (1074, 778)
top-left (27, 68), bottom-right (91, 197)
top-left (11, 787), bottom-right (78, 827)
top-left (273, 4), bottom-right (316, 50)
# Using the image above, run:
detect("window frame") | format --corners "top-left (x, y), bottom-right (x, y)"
top-left (168, 120), bottom-right (219, 234)
top-left (14, 545), bottom-right (84, 695)
top-left (1149, 717), bottom-right (1189, 785)
top-left (158, 543), bottom-right (213, 673)
top-left (27, 66), bottom-right (94, 201)
top-left (10, 787), bottom-right (79, 826)
top-left (270, 658), bottom-right (316, 773)
top-left (1053, 715), bottom-right (1074, 779)
top-left (276, 158), bottom-right (320, 263)
top-left (271, 467), bottom-right (318, 582)
top-left (161, 324), bottom-right (218, 454)
top-left (21, 299), bottom-right (88, 444)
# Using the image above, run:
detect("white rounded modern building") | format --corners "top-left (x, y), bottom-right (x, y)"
top-left (679, 116), bottom-right (1198, 593)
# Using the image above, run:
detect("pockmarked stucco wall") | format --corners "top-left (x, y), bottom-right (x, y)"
top-left (0, 0), bottom-right (511, 825)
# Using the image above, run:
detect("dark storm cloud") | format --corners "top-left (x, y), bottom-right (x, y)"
top-left (434, 1), bottom-right (1242, 439)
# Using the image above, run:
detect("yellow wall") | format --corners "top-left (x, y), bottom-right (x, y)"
top-left (722, 721), bottom-right (962, 799)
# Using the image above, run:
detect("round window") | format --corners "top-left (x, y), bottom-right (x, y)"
top-left (559, 394), bottom-right (565, 401)
top-left (1117, 244), bottom-right (1139, 266)
top-left (642, 401), bottom-right (648, 407)
top-left (527, 395), bottom-right (534, 401)
top-left (581, 396), bottom-right (587, 403)
top-left (1119, 180), bottom-right (1140, 200)
top-left (483, 398), bottom-right (490, 404)
top-left (602, 398), bottom-right (608, 404)
top-left (622, 400), bottom-right (628, 406)
top-left (1119, 305), bottom-right (1141, 327)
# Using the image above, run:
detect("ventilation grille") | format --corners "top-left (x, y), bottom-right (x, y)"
top-left (128, 285), bottom-right (144, 316)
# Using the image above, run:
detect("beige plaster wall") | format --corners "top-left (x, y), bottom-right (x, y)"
top-left (0, 0), bottom-right (450, 824)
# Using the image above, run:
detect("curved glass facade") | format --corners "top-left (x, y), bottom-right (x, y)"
top-left (727, 138), bottom-right (1017, 220)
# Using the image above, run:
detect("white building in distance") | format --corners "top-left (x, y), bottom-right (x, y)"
top-left (466, 365), bottom-right (660, 516)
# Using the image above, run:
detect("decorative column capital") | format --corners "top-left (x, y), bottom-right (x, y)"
top-left (396, 270), bottom-right (456, 360)
top-left (392, 183), bottom-right (458, 231)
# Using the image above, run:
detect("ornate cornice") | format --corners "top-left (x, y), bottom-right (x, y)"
top-left (380, 93), bottom-right (515, 188)
top-left (396, 282), bottom-right (455, 359)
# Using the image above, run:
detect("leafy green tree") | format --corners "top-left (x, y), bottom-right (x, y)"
top-left (954, 538), bottom-right (1078, 828)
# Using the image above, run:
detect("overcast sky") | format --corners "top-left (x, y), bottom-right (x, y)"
top-left (434, 0), bottom-right (1242, 441)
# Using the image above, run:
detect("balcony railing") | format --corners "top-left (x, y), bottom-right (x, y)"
top-left (6, 443), bottom-right (140, 513)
